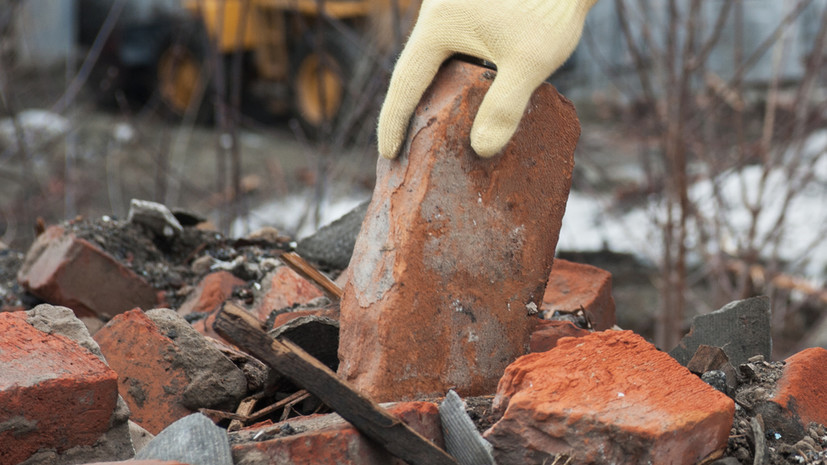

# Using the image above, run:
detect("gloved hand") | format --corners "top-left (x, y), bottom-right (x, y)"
top-left (377, 0), bottom-right (599, 159)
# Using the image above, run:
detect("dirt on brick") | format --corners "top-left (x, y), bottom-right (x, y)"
top-left (726, 357), bottom-right (827, 464)
top-left (36, 215), bottom-right (289, 311)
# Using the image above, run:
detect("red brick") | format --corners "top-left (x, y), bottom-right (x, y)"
top-left (94, 309), bottom-right (192, 434)
top-left (339, 59), bottom-right (578, 401)
top-left (484, 330), bottom-right (734, 465)
top-left (254, 266), bottom-right (324, 321)
top-left (178, 271), bottom-right (245, 316)
top-left (232, 402), bottom-right (443, 465)
top-left (542, 258), bottom-right (616, 330)
top-left (770, 347), bottom-right (827, 428)
top-left (94, 309), bottom-right (246, 434)
top-left (528, 319), bottom-right (590, 353)
top-left (17, 225), bottom-right (157, 319)
top-left (0, 312), bottom-right (119, 464)
top-left (270, 303), bottom-right (339, 330)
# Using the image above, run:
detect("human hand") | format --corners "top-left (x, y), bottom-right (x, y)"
top-left (377, 0), bottom-right (598, 159)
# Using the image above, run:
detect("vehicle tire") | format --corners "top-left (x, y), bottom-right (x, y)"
top-left (289, 31), bottom-right (359, 137)
top-left (154, 24), bottom-right (213, 122)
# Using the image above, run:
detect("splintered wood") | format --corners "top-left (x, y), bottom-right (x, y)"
top-left (280, 252), bottom-right (343, 300)
top-left (213, 302), bottom-right (458, 465)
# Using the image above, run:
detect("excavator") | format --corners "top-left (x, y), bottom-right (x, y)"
top-left (84, 0), bottom-right (419, 132)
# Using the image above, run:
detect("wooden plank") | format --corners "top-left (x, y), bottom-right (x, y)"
top-left (213, 302), bottom-right (457, 465)
top-left (280, 251), bottom-right (343, 300)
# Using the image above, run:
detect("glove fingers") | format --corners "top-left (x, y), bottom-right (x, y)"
top-left (470, 67), bottom-right (545, 158)
top-left (377, 38), bottom-right (451, 159)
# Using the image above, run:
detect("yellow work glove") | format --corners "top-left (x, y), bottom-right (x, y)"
top-left (377, 0), bottom-right (599, 159)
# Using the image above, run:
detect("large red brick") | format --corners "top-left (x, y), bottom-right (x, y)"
top-left (17, 225), bottom-right (158, 318)
top-left (484, 330), bottom-right (734, 465)
top-left (0, 311), bottom-right (119, 464)
top-left (231, 402), bottom-right (443, 465)
top-left (178, 271), bottom-right (245, 316)
top-left (338, 59), bottom-right (579, 401)
top-left (542, 258), bottom-right (616, 330)
top-left (253, 265), bottom-right (324, 321)
top-left (94, 308), bottom-right (246, 434)
top-left (769, 347), bottom-right (827, 430)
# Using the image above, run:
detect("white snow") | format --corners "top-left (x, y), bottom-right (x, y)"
top-left (230, 190), bottom-right (369, 240)
top-left (558, 131), bottom-right (827, 283)
top-left (0, 109), bottom-right (70, 151)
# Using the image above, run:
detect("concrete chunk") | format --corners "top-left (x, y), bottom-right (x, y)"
top-left (670, 296), bottom-right (772, 367)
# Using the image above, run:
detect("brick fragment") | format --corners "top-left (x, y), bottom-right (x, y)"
top-left (231, 402), bottom-right (443, 465)
top-left (766, 348), bottom-right (827, 434)
top-left (484, 330), bottom-right (734, 465)
top-left (17, 225), bottom-right (157, 318)
top-left (541, 258), bottom-right (616, 330)
top-left (339, 59), bottom-right (579, 401)
top-left (178, 271), bottom-right (245, 316)
top-left (528, 319), bottom-right (590, 353)
top-left (94, 308), bottom-right (247, 434)
top-left (0, 311), bottom-right (119, 464)
top-left (254, 265), bottom-right (324, 321)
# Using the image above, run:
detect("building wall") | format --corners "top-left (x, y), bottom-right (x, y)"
top-left (13, 0), bottom-right (76, 69)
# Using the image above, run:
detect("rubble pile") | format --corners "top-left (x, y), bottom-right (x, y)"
top-left (1, 59), bottom-right (826, 465)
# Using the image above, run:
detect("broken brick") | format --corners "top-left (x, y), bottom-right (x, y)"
top-left (764, 348), bottom-right (827, 438)
top-left (231, 402), bottom-right (443, 465)
top-left (17, 225), bottom-right (157, 318)
top-left (94, 308), bottom-right (247, 434)
top-left (254, 265), bottom-right (324, 321)
top-left (0, 311), bottom-right (119, 464)
top-left (541, 258), bottom-right (616, 330)
top-left (339, 58), bottom-right (579, 401)
top-left (178, 270), bottom-right (245, 316)
top-left (485, 330), bottom-right (734, 465)
top-left (528, 319), bottom-right (590, 353)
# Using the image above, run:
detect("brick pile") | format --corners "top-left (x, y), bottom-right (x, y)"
top-left (1, 58), bottom-right (824, 465)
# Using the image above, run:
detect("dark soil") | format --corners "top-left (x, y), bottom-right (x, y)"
top-left (0, 248), bottom-right (25, 308)
top-left (726, 357), bottom-right (827, 464)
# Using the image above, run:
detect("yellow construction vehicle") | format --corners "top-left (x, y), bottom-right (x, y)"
top-left (156, 0), bottom-right (417, 131)
top-left (84, 0), bottom-right (418, 133)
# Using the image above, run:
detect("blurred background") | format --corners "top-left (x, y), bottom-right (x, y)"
top-left (0, 0), bottom-right (825, 355)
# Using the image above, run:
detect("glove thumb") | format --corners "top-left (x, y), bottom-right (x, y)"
top-left (377, 41), bottom-right (450, 159)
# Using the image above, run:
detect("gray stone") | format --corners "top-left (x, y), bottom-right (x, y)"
top-left (129, 420), bottom-right (154, 454)
top-left (670, 296), bottom-right (772, 367)
top-left (145, 308), bottom-right (248, 410)
top-left (701, 370), bottom-right (728, 394)
top-left (135, 413), bottom-right (233, 465)
top-left (26, 304), bottom-right (107, 362)
top-left (296, 200), bottom-right (369, 270)
top-left (127, 198), bottom-right (184, 237)
top-left (439, 390), bottom-right (495, 465)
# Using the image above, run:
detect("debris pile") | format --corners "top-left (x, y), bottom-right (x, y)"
top-left (1, 59), bottom-right (826, 465)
